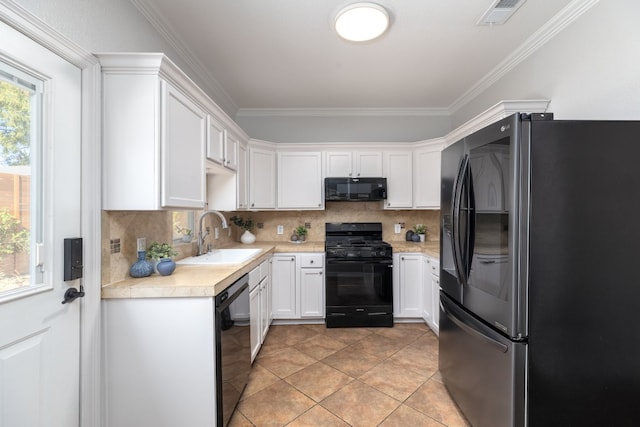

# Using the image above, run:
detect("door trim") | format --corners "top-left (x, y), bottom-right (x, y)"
top-left (0, 3), bottom-right (102, 426)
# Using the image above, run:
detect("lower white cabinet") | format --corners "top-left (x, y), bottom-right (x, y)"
top-left (424, 256), bottom-right (440, 334)
top-left (250, 259), bottom-right (271, 362)
top-left (272, 253), bottom-right (325, 320)
top-left (103, 297), bottom-right (218, 427)
top-left (394, 253), bottom-right (424, 318)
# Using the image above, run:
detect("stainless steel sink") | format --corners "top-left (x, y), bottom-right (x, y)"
top-left (176, 248), bottom-right (262, 265)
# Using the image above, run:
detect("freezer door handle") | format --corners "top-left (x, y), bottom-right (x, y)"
top-left (452, 155), bottom-right (468, 283)
top-left (441, 299), bottom-right (509, 353)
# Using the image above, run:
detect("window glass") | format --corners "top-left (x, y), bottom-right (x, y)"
top-left (0, 65), bottom-right (42, 295)
top-left (172, 211), bottom-right (195, 242)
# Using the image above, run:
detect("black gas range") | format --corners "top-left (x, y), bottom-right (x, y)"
top-left (325, 223), bottom-right (393, 328)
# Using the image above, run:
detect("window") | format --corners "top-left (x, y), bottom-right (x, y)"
top-left (172, 210), bottom-right (195, 242)
top-left (0, 63), bottom-right (43, 295)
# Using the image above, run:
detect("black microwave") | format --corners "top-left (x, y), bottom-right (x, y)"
top-left (325, 177), bottom-right (387, 201)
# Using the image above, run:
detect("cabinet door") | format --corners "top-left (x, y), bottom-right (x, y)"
top-left (384, 151), bottom-right (413, 209)
top-left (259, 278), bottom-right (270, 342)
top-left (277, 152), bottom-right (323, 209)
top-left (237, 142), bottom-right (248, 209)
top-left (300, 267), bottom-right (324, 318)
top-left (394, 253), bottom-right (423, 317)
top-left (356, 151), bottom-right (383, 177)
top-left (161, 81), bottom-right (206, 208)
top-left (414, 146), bottom-right (442, 208)
top-left (249, 146), bottom-right (276, 209)
top-left (271, 255), bottom-right (297, 319)
top-left (225, 132), bottom-right (239, 171)
top-left (250, 286), bottom-right (261, 362)
top-left (423, 257), bottom-right (434, 325)
top-left (431, 273), bottom-right (440, 334)
top-left (206, 115), bottom-right (225, 165)
top-left (325, 151), bottom-right (353, 177)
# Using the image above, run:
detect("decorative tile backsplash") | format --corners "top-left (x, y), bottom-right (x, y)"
top-left (102, 203), bottom-right (439, 285)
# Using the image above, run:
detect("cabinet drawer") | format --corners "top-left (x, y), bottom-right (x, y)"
top-left (299, 253), bottom-right (324, 268)
top-left (249, 266), bottom-right (260, 290)
top-left (429, 259), bottom-right (440, 277)
top-left (260, 260), bottom-right (270, 281)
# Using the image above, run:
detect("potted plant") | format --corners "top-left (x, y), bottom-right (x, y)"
top-left (230, 215), bottom-right (256, 244)
top-left (176, 225), bottom-right (193, 243)
top-left (414, 224), bottom-right (427, 242)
top-left (294, 225), bottom-right (308, 242)
top-left (147, 241), bottom-right (178, 275)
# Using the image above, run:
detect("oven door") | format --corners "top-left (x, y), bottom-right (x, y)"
top-left (325, 258), bottom-right (393, 309)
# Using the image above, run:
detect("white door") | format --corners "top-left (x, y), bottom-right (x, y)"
top-left (0, 21), bottom-right (82, 427)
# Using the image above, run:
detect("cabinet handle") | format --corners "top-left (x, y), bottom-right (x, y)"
top-left (348, 172), bottom-right (352, 177)
top-left (401, 257), bottom-right (405, 261)
top-left (310, 260), bottom-right (314, 264)
top-left (291, 258), bottom-right (295, 261)
top-left (251, 203), bottom-right (255, 207)
top-left (357, 173), bottom-right (360, 177)
top-left (319, 271), bottom-right (323, 275)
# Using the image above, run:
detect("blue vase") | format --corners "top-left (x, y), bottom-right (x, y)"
top-left (156, 257), bottom-right (176, 276)
top-left (130, 251), bottom-right (154, 278)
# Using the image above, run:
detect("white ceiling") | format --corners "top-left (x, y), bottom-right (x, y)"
top-left (131, 0), bottom-right (576, 115)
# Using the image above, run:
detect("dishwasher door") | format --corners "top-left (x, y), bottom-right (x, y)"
top-left (215, 274), bottom-right (250, 426)
top-left (439, 292), bottom-right (527, 427)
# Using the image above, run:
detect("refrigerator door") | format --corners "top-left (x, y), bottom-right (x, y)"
top-left (462, 114), bottom-right (528, 339)
top-left (439, 293), bottom-right (526, 427)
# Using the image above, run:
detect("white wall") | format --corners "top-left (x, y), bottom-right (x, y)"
top-left (12, 0), bottom-right (235, 115)
top-left (452, 0), bottom-right (640, 127)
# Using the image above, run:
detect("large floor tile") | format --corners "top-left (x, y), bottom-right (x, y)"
top-left (242, 364), bottom-right (280, 399)
top-left (321, 381), bottom-right (401, 427)
top-left (379, 404), bottom-right (446, 427)
top-left (285, 361), bottom-right (354, 402)
top-left (321, 327), bottom-right (374, 344)
top-left (256, 347), bottom-right (317, 378)
top-left (348, 333), bottom-right (405, 359)
top-left (321, 344), bottom-right (384, 377)
top-left (237, 380), bottom-right (316, 426)
top-left (359, 358), bottom-right (430, 401)
top-left (293, 333), bottom-right (347, 360)
top-left (286, 404), bottom-right (350, 427)
top-left (405, 379), bottom-right (470, 427)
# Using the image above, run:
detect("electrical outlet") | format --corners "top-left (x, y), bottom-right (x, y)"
top-left (277, 225), bottom-right (284, 235)
top-left (304, 222), bottom-right (311, 229)
top-left (214, 227), bottom-right (220, 240)
top-left (394, 223), bottom-right (402, 234)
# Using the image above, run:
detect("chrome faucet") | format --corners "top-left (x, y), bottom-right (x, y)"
top-left (197, 210), bottom-right (229, 255)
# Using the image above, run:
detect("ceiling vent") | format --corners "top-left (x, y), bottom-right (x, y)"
top-left (477, 0), bottom-right (527, 25)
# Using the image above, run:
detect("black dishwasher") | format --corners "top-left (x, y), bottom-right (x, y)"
top-left (215, 274), bottom-right (250, 426)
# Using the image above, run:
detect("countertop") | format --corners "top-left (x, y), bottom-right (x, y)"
top-left (101, 240), bottom-right (439, 299)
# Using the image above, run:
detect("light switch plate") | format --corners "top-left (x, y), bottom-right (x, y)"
top-left (277, 225), bottom-right (284, 235)
top-left (394, 223), bottom-right (402, 234)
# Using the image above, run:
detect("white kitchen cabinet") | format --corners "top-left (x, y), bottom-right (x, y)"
top-left (423, 256), bottom-right (440, 334)
top-left (414, 144), bottom-right (443, 209)
top-left (277, 151), bottom-right (323, 209)
top-left (100, 53), bottom-right (207, 210)
top-left (103, 297), bottom-right (218, 427)
top-left (383, 151), bottom-right (413, 209)
top-left (249, 145), bottom-right (277, 209)
top-left (299, 253), bottom-right (325, 318)
top-left (394, 253), bottom-right (424, 318)
top-left (206, 116), bottom-right (238, 173)
top-left (271, 253), bottom-right (325, 321)
top-left (249, 260), bottom-right (272, 362)
top-left (325, 151), bottom-right (383, 177)
top-left (206, 138), bottom-right (247, 211)
top-left (271, 254), bottom-right (297, 318)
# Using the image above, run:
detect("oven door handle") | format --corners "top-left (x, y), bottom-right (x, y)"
top-left (326, 259), bottom-right (393, 265)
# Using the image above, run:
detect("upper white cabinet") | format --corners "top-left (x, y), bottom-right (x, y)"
top-left (100, 53), bottom-right (207, 210)
top-left (249, 145), bottom-right (277, 209)
top-left (325, 151), bottom-right (383, 177)
top-left (237, 142), bottom-right (248, 209)
top-left (206, 138), bottom-right (246, 211)
top-left (206, 115), bottom-right (238, 172)
top-left (383, 151), bottom-right (413, 209)
top-left (277, 152), bottom-right (323, 210)
top-left (414, 143), bottom-right (443, 209)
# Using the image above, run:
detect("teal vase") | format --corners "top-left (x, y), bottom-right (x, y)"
top-left (130, 251), bottom-right (153, 278)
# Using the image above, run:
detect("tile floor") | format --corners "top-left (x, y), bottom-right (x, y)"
top-left (230, 323), bottom-right (470, 427)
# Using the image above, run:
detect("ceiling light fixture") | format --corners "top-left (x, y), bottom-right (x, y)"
top-left (335, 3), bottom-right (390, 42)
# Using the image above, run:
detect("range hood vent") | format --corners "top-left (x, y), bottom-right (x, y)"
top-left (477, 0), bottom-right (527, 25)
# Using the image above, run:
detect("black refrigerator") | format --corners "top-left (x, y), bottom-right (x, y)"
top-left (439, 113), bottom-right (640, 427)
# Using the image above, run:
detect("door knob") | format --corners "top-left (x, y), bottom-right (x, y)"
top-left (61, 287), bottom-right (85, 304)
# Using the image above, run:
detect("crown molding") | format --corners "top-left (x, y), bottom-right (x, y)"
top-left (448, 0), bottom-right (599, 113)
top-left (130, 0), bottom-right (238, 115)
top-left (236, 107), bottom-right (450, 118)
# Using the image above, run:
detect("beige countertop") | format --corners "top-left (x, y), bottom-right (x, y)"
top-left (101, 240), bottom-right (439, 299)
